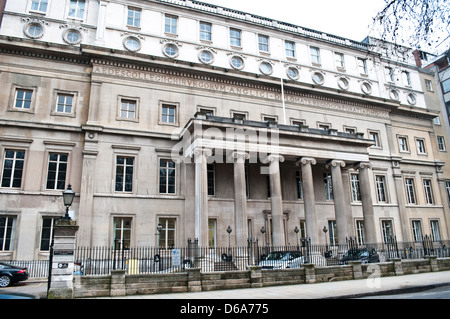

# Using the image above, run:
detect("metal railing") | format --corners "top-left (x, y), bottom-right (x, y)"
top-left (4, 235), bottom-right (449, 277)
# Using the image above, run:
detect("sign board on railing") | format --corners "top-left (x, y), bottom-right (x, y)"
top-left (172, 249), bottom-right (181, 266)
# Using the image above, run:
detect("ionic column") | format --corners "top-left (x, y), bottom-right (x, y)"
top-left (265, 154), bottom-right (285, 247)
top-left (355, 162), bottom-right (377, 244)
top-left (231, 151), bottom-right (250, 247)
top-left (194, 148), bottom-right (212, 247)
top-left (327, 160), bottom-right (348, 244)
top-left (296, 157), bottom-right (318, 244)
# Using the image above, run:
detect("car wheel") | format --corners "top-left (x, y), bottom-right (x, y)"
top-left (0, 275), bottom-right (12, 287)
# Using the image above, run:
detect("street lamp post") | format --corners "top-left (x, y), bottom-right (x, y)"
top-left (61, 184), bottom-right (75, 220)
top-left (294, 226), bottom-right (300, 250)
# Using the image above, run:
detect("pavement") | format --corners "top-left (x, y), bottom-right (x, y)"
top-left (92, 270), bottom-right (450, 299)
top-left (3, 270), bottom-right (450, 300)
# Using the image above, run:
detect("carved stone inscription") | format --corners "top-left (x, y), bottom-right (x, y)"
top-left (93, 64), bottom-right (389, 118)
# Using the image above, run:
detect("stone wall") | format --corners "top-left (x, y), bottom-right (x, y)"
top-left (73, 257), bottom-right (450, 298)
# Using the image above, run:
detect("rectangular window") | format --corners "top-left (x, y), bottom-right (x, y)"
top-left (115, 156), bottom-right (134, 192)
top-left (114, 217), bottom-right (131, 249)
top-left (285, 41), bottom-right (295, 58)
top-left (398, 136), bottom-right (409, 152)
top-left (159, 159), bottom-right (175, 194)
top-left (296, 170), bottom-right (302, 199)
top-left (120, 99), bottom-right (136, 119)
top-left (405, 178), bottom-right (416, 204)
top-left (208, 218), bottom-right (216, 248)
top-left (350, 174), bottom-right (361, 202)
top-left (40, 217), bottom-right (56, 251)
top-left (56, 94), bottom-right (74, 114)
top-left (324, 173), bottom-right (333, 200)
top-left (14, 89), bottom-right (33, 110)
top-left (411, 220), bottom-right (422, 242)
top-left (369, 131), bottom-right (380, 147)
top-left (416, 138), bottom-right (426, 154)
top-left (446, 181), bottom-right (450, 205)
top-left (310, 47), bottom-right (320, 64)
top-left (159, 217), bottom-right (176, 249)
top-left (207, 164), bottom-right (215, 196)
top-left (335, 52), bottom-right (345, 69)
top-left (161, 104), bottom-right (176, 124)
top-left (0, 216), bottom-right (14, 251)
top-left (425, 79), bottom-right (433, 91)
top-left (230, 28), bottom-right (241, 47)
top-left (328, 220), bottom-right (337, 246)
top-left (200, 22), bottom-right (212, 41)
top-left (357, 58), bottom-right (368, 74)
top-left (1, 150), bottom-right (25, 188)
top-left (127, 7), bottom-right (141, 28)
top-left (46, 153), bottom-right (68, 190)
top-left (423, 179), bottom-right (434, 205)
top-left (402, 71), bottom-right (411, 86)
top-left (356, 220), bottom-right (365, 245)
top-left (442, 78), bottom-right (450, 93)
top-left (430, 220), bottom-right (440, 242)
top-left (381, 220), bottom-right (393, 243)
top-left (164, 15), bottom-right (178, 34)
top-left (385, 67), bottom-right (395, 82)
top-left (68, 0), bottom-right (85, 19)
top-left (437, 136), bottom-right (446, 151)
top-left (31, 0), bottom-right (48, 12)
top-left (375, 175), bottom-right (387, 202)
top-left (258, 34), bottom-right (269, 52)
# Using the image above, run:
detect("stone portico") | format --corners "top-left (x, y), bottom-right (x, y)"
top-left (183, 114), bottom-right (375, 247)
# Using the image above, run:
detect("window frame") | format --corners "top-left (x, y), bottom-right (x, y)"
top-left (159, 158), bottom-right (176, 195)
top-left (159, 102), bottom-right (179, 126)
top-left (423, 179), bottom-right (434, 205)
top-left (375, 175), bottom-right (388, 203)
top-left (229, 28), bottom-right (242, 48)
top-left (415, 138), bottom-right (427, 155)
top-left (310, 46), bottom-right (321, 65)
top-left (285, 41), bottom-right (296, 59)
top-left (30, 0), bottom-right (49, 13)
top-left (350, 173), bottom-right (361, 202)
top-left (258, 34), bottom-right (269, 53)
top-left (1, 149), bottom-right (26, 189)
top-left (164, 14), bottom-right (178, 35)
top-left (67, 0), bottom-right (86, 20)
top-left (397, 135), bottom-right (409, 153)
top-left (113, 217), bottom-right (132, 249)
top-left (127, 7), bottom-right (141, 28)
top-left (117, 96), bottom-right (139, 122)
top-left (114, 155), bottom-right (135, 193)
top-left (405, 177), bottom-right (417, 205)
top-left (199, 21), bottom-right (212, 42)
top-left (46, 152), bottom-right (68, 191)
top-left (0, 215), bottom-right (15, 251)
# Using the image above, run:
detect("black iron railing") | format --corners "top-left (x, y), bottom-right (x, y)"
top-left (4, 236), bottom-right (450, 277)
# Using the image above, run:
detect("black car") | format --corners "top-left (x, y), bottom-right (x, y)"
top-left (339, 248), bottom-right (380, 265)
top-left (0, 263), bottom-right (29, 287)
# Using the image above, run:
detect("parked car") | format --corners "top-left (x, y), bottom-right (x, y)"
top-left (259, 251), bottom-right (305, 269)
top-left (0, 263), bottom-right (29, 287)
top-left (339, 248), bottom-right (380, 265)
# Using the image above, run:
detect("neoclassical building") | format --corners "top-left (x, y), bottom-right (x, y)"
top-left (0, 0), bottom-right (449, 260)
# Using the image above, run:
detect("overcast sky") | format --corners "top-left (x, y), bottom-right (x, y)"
top-left (198, 0), bottom-right (386, 42)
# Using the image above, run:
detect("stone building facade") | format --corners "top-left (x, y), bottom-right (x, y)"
top-left (0, 0), bottom-right (448, 260)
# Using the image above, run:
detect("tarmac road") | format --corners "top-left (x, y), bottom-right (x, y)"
top-left (0, 279), bottom-right (48, 299)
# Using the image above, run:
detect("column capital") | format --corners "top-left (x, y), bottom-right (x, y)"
top-left (326, 159), bottom-right (346, 169)
top-left (296, 157), bottom-right (316, 166)
top-left (354, 161), bottom-right (372, 171)
top-left (229, 151), bottom-right (250, 163)
top-left (261, 154), bottom-right (285, 164)
top-left (192, 147), bottom-right (213, 161)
